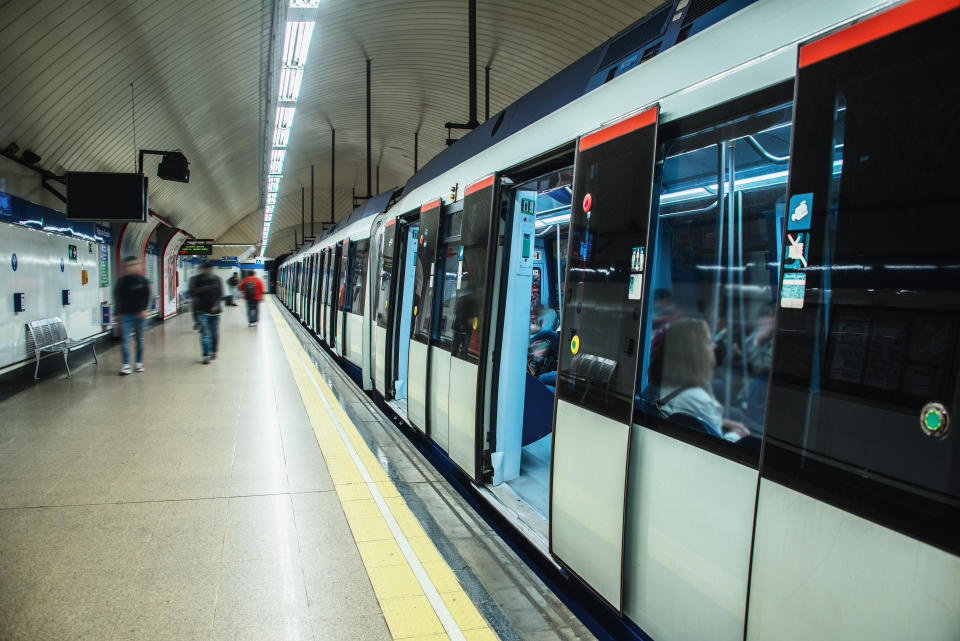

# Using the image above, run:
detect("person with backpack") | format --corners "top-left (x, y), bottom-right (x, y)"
top-left (226, 272), bottom-right (240, 306)
top-left (189, 261), bottom-right (224, 363)
top-left (239, 270), bottom-right (264, 326)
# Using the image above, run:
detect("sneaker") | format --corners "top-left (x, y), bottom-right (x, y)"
top-left (135, 362), bottom-right (144, 372)
top-left (202, 355), bottom-right (210, 364)
top-left (119, 364), bottom-right (132, 375)
top-left (210, 352), bottom-right (217, 360)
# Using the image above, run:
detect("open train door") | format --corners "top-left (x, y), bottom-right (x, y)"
top-left (446, 175), bottom-right (499, 479)
top-left (329, 242), bottom-right (343, 350)
top-left (549, 105), bottom-right (659, 612)
top-left (407, 199), bottom-right (442, 435)
top-left (373, 219), bottom-right (396, 396)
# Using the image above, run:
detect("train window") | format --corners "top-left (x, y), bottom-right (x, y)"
top-left (411, 205), bottom-right (442, 343)
top-left (349, 239), bottom-right (369, 314)
top-left (637, 102), bottom-right (792, 451)
top-left (436, 211), bottom-right (462, 348)
top-left (376, 224), bottom-right (395, 329)
top-left (765, 10), bottom-right (960, 553)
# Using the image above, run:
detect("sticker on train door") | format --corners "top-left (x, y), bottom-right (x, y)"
top-left (784, 232), bottom-right (809, 270)
top-left (781, 272), bottom-right (806, 309)
top-left (787, 193), bottom-right (813, 231)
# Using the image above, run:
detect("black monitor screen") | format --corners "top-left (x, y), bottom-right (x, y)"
top-left (66, 172), bottom-right (147, 222)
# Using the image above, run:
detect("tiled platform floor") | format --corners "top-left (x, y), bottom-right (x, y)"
top-left (0, 297), bottom-right (596, 641)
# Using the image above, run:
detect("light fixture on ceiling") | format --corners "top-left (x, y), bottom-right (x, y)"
top-left (278, 67), bottom-right (304, 102)
top-left (265, 203), bottom-right (275, 214)
top-left (267, 175), bottom-right (280, 192)
top-left (269, 150), bottom-right (286, 174)
top-left (266, 192), bottom-right (277, 206)
top-left (289, 0), bottom-right (321, 8)
top-left (282, 22), bottom-right (314, 68)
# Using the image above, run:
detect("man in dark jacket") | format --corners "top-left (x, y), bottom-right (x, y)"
top-left (226, 272), bottom-right (240, 306)
top-left (189, 262), bottom-right (224, 363)
top-left (114, 256), bottom-right (151, 375)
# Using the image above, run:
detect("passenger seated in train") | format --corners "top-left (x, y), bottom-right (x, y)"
top-left (644, 318), bottom-right (751, 441)
top-left (743, 304), bottom-right (775, 376)
top-left (528, 302), bottom-right (560, 387)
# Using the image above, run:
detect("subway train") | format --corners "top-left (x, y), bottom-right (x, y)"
top-left (277, 0), bottom-right (960, 638)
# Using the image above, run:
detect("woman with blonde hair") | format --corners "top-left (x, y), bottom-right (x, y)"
top-left (647, 318), bottom-right (750, 440)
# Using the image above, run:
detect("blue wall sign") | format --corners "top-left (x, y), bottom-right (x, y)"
top-left (787, 192), bottom-right (813, 231)
top-left (11, 253), bottom-right (17, 271)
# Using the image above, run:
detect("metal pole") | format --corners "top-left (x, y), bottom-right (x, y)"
top-left (376, 164), bottom-right (380, 195)
top-left (310, 164), bottom-right (315, 238)
top-left (366, 58), bottom-right (372, 197)
top-left (330, 128), bottom-right (336, 224)
top-left (485, 65), bottom-right (490, 121)
top-left (414, 131), bottom-right (419, 173)
top-left (301, 185), bottom-right (305, 244)
top-left (468, 0), bottom-right (477, 126)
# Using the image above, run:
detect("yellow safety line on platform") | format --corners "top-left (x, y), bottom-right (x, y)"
top-left (268, 301), bottom-right (499, 641)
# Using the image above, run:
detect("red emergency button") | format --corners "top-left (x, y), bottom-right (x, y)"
top-left (583, 193), bottom-right (592, 213)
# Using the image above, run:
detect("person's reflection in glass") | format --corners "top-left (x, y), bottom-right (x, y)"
top-left (646, 318), bottom-right (751, 441)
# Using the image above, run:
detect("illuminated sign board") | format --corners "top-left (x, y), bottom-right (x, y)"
top-left (178, 239), bottom-right (214, 256)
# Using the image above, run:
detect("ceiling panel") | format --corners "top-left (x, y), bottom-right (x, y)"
top-left (0, 0), bottom-right (660, 256)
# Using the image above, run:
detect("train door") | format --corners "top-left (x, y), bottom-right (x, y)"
top-left (748, 4), bottom-right (960, 638)
top-left (549, 106), bottom-right (660, 611)
top-left (625, 87), bottom-right (793, 640)
top-left (373, 220), bottom-right (396, 396)
top-left (407, 200), bottom-right (442, 435)
top-left (329, 242), bottom-right (343, 349)
top-left (337, 239), bottom-right (353, 358)
top-left (369, 222), bottom-right (384, 387)
top-left (442, 176), bottom-right (500, 478)
top-left (306, 254), bottom-right (314, 329)
top-left (315, 250), bottom-right (325, 335)
top-left (391, 217), bottom-right (419, 404)
top-left (488, 158), bottom-right (573, 520)
top-left (321, 247), bottom-right (331, 342)
top-left (427, 206), bottom-right (463, 453)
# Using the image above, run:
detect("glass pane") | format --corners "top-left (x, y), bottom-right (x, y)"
top-left (638, 103), bottom-right (791, 448)
top-left (437, 243), bottom-right (459, 347)
top-left (556, 123), bottom-right (657, 423)
top-left (412, 208), bottom-right (441, 342)
top-left (452, 186), bottom-right (494, 362)
top-left (377, 224), bottom-right (396, 329)
top-left (351, 239), bottom-right (369, 314)
top-left (768, 20), bottom-right (960, 508)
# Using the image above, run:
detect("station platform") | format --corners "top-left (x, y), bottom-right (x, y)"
top-left (0, 297), bottom-right (595, 641)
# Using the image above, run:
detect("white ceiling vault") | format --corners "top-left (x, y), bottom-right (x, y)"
top-left (0, 0), bottom-right (660, 257)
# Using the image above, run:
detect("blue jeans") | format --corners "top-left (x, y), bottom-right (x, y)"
top-left (198, 313), bottom-right (220, 357)
top-left (246, 299), bottom-right (259, 324)
top-left (120, 314), bottom-right (145, 365)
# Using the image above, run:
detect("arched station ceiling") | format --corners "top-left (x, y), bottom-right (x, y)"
top-left (0, 0), bottom-right (660, 256)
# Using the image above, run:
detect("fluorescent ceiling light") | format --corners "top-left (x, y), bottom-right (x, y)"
top-left (278, 67), bottom-right (304, 102)
top-left (267, 176), bottom-right (280, 192)
top-left (290, 0), bottom-right (321, 8)
top-left (275, 106), bottom-right (296, 129)
top-left (266, 192), bottom-right (277, 206)
top-left (264, 214), bottom-right (273, 223)
top-left (269, 149), bottom-right (286, 174)
top-left (273, 126), bottom-right (290, 148)
top-left (282, 21), bottom-right (314, 68)
top-left (265, 203), bottom-right (275, 214)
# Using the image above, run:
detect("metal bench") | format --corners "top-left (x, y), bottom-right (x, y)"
top-left (26, 318), bottom-right (98, 380)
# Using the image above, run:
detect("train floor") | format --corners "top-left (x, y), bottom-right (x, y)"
top-left (0, 296), bottom-right (595, 641)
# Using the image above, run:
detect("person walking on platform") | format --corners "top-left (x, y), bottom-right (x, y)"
top-left (226, 271), bottom-right (240, 306)
top-left (239, 270), bottom-right (264, 327)
top-left (190, 261), bottom-right (224, 363)
top-left (114, 256), bottom-right (151, 375)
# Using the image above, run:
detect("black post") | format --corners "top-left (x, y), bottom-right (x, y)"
top-left (310, 164), bottom-right (315, 238)
top-left (469, 0), bottom-right (477, 127)
top-left (366, 58), bottom-right (372, 198)
top-left (294, 227), bottom-right (298, 249)
top-left (376, 165), bottom-right (380, 195)
top-left (330, 129), bottom-right (336, 224)
top-left (301, 186), bottom-right (305, 243)
top-left (414, 131), bottom-right (419, 173)
top-left (485, 65), bottom-right (490, 121)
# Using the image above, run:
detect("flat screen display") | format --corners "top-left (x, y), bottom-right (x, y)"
top-left (178, 241), bottom-right (213, 256)
top-left (66, 172), bottom-right (148, 222)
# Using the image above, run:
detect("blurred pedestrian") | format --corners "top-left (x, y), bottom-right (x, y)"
top-left (239, 270), bottom-right (264, 327)
top-left (114, 256), bottom-right (150, 375)
top-left (226, 271), bottom-right (240, 306)
top-left (190, 261), bottom-right (224, 363)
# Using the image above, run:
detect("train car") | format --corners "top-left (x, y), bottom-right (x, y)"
top-left (278, 0), bottom-right (960, 638)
